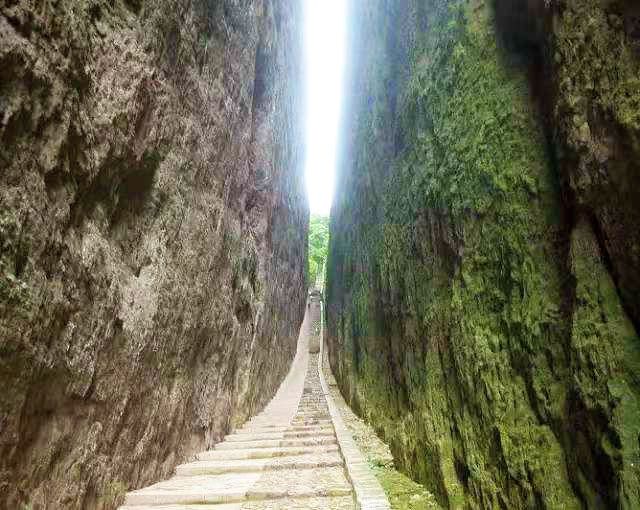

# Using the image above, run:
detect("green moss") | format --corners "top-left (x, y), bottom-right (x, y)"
top-left (327, 0), bottom-right (627, 508)
top-left (570, 222), bottom-right (640, 507)
top-left (555, 2), bottom-right (640, 138)
top-left (325, 349), bottom-right (442, 510)
top-left (327, 0), bottom-right (640, 508)
top-left (373, 466), bottom-right (441, 510)
top-left (0, 212), bottom-right (32, 317)
top-left (553, 0), bottom-right (640, 328)
top-left (370, 2), bottom-right (574, 504)
top-left (99, 479), bottom-right (128, 507)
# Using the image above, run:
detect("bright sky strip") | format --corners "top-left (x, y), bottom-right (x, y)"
top-left (303, 0), bottom-right (347, 216)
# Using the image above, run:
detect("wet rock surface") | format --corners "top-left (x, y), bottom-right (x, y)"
top-left (326, 0), bottom-right (640, 508)
top-left (0, 1), bottom-right (306, 508)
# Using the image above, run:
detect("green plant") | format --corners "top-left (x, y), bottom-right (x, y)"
top-left (308, 214), bottom-right (330, 286)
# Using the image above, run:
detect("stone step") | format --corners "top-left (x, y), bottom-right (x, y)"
top-left (122, 467), bottom-right (352, 506)
top-left (197, 444), bottom-right (339, 461)
top-left (120, 495), bottom-right (356, 509)
top-left (246, 466), bottom-right (352, 500)
top-left (293, 413), bottom-right (329, 425)
top-left (224, 430), bottom-right (335, 442)
top-left (234, 424), bottom-right (334, 435)
top-left (290, 419), bottom-right (332, 426)
top-left (215, 437), bottom-right (337, 450)
top-left (176, 452), bottom-right (343, 476)
top-left (122, 472), bottom-right (263, 506)
top-left (293, 414), bottom-right (331, 420)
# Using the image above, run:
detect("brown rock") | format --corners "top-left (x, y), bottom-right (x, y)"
top-left (0, 1), bottom-right (307, 508)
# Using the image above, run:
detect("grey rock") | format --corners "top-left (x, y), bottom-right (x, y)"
top-left (0, 1), bottom-right (307, 508)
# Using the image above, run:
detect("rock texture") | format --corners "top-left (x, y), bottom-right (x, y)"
top-left (0, 1), bottom-right (307, 508)
top-left (326, 0), bottom-right (640, 508)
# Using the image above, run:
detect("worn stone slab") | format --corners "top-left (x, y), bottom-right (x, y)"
top-left (176, 452), bottom-right (343, 476)
top-left (224, 429), bottom-right (335, 441)
top-left (233, 424), bottom-right (334, 434)
top-left (120, 495), bottom-right (356, 509)
top-left (197, 445), bottom-right (339, 461)
top-left (123, 473), bottom-right (264, 506)
top-left (246, 466), bottom-right (352, 499)
top-left (214, 437), bottom-right (337, 450)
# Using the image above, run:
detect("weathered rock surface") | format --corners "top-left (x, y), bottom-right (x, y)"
top-left (326, 0), bottom-right (640, 508)
top-left (0, 1), bottom-right (307, 508)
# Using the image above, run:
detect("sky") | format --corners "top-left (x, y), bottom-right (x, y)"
top-left (303, 0), bottom-right (347, 217)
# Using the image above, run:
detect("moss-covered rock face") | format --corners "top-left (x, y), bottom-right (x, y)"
top-left (326, 0), bottom-right (640, 508)
top-left (0, 1), bottom-right (307, 508)
top-left (551, 0), bottom-right (640, 329)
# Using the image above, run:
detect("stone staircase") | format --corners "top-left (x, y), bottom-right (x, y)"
top-left (119, 349), bottom-right (357, 509)
top-left (119, 297), bottom-right (391, 510)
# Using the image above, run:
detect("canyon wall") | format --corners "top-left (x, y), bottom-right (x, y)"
top-left (326, 0), bottom-right (640, 508)
top-left (0, 0), bottom-right (307, 508)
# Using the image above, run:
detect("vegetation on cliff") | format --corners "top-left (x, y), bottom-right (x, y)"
top-left (326, 0), bottom-right (640, 508)
top-left (308, 214), bottom-right (330, 287)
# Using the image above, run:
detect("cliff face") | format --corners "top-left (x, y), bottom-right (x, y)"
top-left (326, 0), bottom-right (640, 508)
top-left (0, 1), bottom-right (307, 508)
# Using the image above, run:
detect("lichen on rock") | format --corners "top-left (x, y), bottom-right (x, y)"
top-left (326, 0), bottom-right (640, 508)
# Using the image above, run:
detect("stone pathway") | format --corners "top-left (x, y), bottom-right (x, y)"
top-left (119, 302), bottom-right (389, 509)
